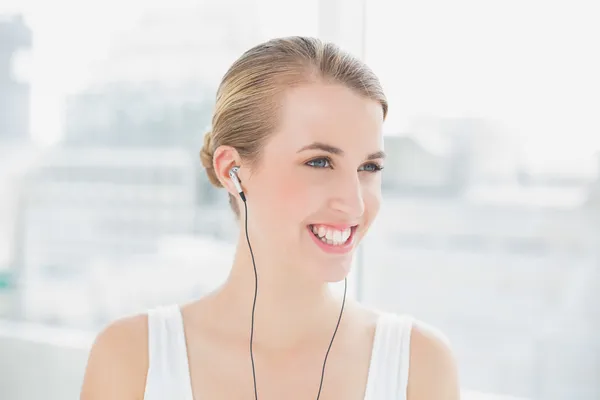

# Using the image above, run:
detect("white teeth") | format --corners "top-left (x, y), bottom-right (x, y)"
top-left (318, 225), bottom-right (326, 237)
top-left (310, 225), bottom-right (353, 246)
top-left (333, 230), bottom-right (343, 243)
top-left (341, 229), bottom-right (351, 242)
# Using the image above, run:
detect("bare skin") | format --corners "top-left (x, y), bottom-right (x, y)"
top-left (80, 83), bottom-right (460, 400)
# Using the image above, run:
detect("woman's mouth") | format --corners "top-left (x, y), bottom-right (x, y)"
top-left (307, 224), bottom-right (357, 254)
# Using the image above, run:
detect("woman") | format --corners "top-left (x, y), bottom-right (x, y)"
top-left (81, 36), bottom-right (460, 399)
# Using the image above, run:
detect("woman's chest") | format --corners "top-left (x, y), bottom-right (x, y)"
top-left (186, 333), bottom-right (376, 400)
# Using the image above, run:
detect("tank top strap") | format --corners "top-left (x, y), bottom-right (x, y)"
top-left (364, 312), bottom-right (414, 400)
top-left (144, 304), bottom-right (194, 400)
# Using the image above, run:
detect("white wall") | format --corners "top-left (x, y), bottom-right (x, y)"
top-left (0, 320), bottom-right (93, 400)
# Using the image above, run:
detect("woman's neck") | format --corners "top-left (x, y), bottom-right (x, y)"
top-left (209, 241), bottom-right (345, 351)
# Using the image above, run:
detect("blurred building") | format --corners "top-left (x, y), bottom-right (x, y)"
top-left (84, 235), bottom-right (236, 327)
top-left (363, 184), bottom-right (599, 399)
top-left (382, 136), bottom-right (453, 194)
top-left (382, 116), bottom-right (520, 195)
top-left (63, 82), bottom-right (214, 149)
top-left (586, 151), bottom-right (600, 207)
top-left (62, 0), bottom-right (261, 147)
top-left (60, 0), bottom-right (263, 205)
top-left (0, 14), bottom-right (32, 142)
top-left (87, 0), bottom-right (259, 86)
top-left (0, 144), bottom-right (41, 319)
top-left (368, 117), bottom-right (600, 398)
top-left (12, 146), bottom-right (198, 324)
top-left (62, 82), bottom-right (223, 206)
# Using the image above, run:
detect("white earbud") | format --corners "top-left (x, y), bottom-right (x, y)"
top-left (229, 166), bottom-right (245, 199)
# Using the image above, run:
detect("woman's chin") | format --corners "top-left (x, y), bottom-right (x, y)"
top-left (315, 260), bottom-right (353, 283)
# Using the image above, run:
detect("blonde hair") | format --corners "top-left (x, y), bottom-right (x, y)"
top-left (200, 36), bottom-right (388, 216)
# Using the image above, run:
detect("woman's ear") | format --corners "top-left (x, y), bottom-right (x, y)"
top-left (213, 145), bottom-right (243, 197)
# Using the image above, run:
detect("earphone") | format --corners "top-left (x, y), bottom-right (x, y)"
top-left (228, 166), bottom-right (347, 400)
top-left (229, 166), bottom-right (245, 202)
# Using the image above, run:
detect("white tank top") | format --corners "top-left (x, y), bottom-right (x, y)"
top-left (144, 305), bottom-right (413, 399)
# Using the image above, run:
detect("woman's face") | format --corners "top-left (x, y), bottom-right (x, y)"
top-left (241, 83), bottom-right (385, 283)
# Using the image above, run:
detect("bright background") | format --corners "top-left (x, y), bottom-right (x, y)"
top-left (0, 0), bottom-right (599, 399)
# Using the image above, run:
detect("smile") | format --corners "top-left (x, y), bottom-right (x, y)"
top-left (307, 224), bottom-right (357, 254)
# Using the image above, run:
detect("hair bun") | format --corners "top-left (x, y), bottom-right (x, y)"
top-left (200, 130), bottom-right (223, 188)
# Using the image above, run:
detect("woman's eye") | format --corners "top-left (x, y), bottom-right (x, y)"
top-left (359, 163), bottom-right (384, 172)
top-left (306, 158), bottom-right (331, 168)
top-left (306, 158), bottom-right (383, 172)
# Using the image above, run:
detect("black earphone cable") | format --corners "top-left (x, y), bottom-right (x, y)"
top-left (316, 277), bottom-right (347, 399)
top-left (241, 195), bottom-right (347, 400)
top-left (242, 197), bottom-right (259, 400)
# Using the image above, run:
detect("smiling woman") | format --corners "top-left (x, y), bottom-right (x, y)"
top-left (80, 36), bottom-right (459, 400)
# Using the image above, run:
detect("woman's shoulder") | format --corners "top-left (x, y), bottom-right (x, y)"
top-left (371, 308), bottom-right (454, 357)
top-left (406, 318), bottom-right (460, 400)
top-left (80, 312), bottom-right (150, 399)
top-left (91, 312), bottom-right (150, 358)
top-left (363, 306), bottom-right (460, 400)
